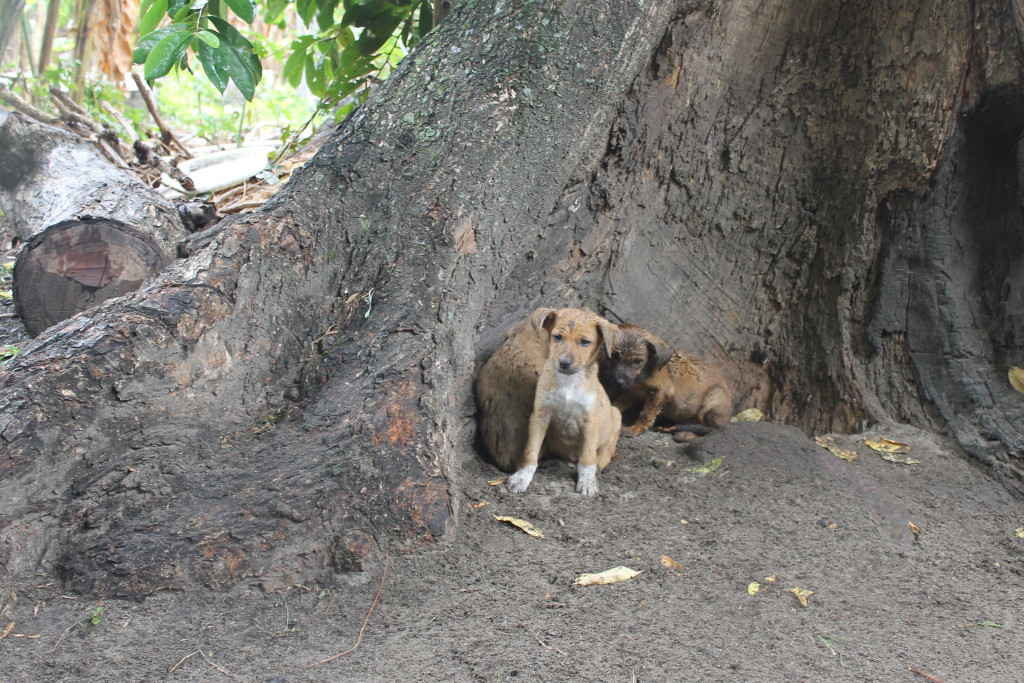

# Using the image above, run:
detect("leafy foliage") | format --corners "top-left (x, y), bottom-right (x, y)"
top-left (134, 0), bottom-right (434, 114)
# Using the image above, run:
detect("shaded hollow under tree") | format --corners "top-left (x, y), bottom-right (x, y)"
top-left (0, 0), bottom-right (1022, 597)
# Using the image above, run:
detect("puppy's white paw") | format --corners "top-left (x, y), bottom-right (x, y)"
top-left (575, 464), bottom-right (599, 496)
top-left (507, 464), bottom-right (537, 493)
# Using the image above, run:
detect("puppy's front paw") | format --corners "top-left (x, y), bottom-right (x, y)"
top-left (575, 464), bottom-right (599, 496)
top-left (507, 464), bottom-right (537, 493)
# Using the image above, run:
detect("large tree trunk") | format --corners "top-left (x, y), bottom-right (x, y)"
top-left (1, 0), bottom-right (1022, 597)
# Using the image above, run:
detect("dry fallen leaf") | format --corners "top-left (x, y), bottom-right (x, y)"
top-left (684, 457), bottom-right (725, 474)
top-left (1009, 366), bottom-right (1024, 394)
top-left (731, 408), bottom-right (764, 422)
top-left (660, 555), bottom-right (684, 571)
top-left (0, 621), bottom-right (13, 639)
top-left (764, 573), bottom-right (778, 584)
top-left (908, 521), bottom-right (921, 536)
top-left (487, 476), bottom-right (508, 486)
top-left (1015, 527), bottom-right (1024, 539)
top-left (747, 582), bottom-right (761, 596)
top-left (789, 587), bottom-right (813, 607)
top-left (574, 567), bottom-right (642, 586)
top-left (881, 452), bottom-right (922, 465)
top-left (864, 438), bottom-right (909, 453)
top-left (493, 515), bottom-right (544, 538)
top-left (815, 436), bottom-right (857, 462)
top-left (472, 501), bottom-right (490, 509)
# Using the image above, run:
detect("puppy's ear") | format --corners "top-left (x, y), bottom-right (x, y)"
top-left (530, 307), bottom-right (557, 337)
top-left (596, 318), bottom-right (623, 359)
top-left (647, 335), bottom-right (673, 371)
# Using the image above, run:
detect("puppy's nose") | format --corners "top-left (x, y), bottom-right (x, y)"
top-left (558, 357), bottom-right (573, 371)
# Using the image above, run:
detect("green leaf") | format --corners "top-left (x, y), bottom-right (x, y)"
top-left (206, 15), bottom-right (246, 46)
top-left (196, 29), bottom-right (220, 47)
top-left (356, 14), bottom-right (404, 54)
top-left (282, 38), bottom-right (311, 87)
top-left (134, 25), bottom-right (188, 64)
top-left (338, 42), bottom-right (374, 77)
top-left (220, 44), bottom-right (257, 100)
top-left (143, 29), bottom-right (193, 79)
top-left (223, 0), bottom-right (256, 23)
top-left (305, 54), bottom-right (326, 97)
top-left (334, 26), bottom-right (355, 48)
top-left (139, 0), bottom-right (169, 36)
top-left (296, 0), bottom-right (317, 24)
top-left (417, 0), bottom-right (433, 38)
top-left (316, 0), bottom-right (341, 31)
top-left (342, 0), bottom-right (414, 27)
top-left (197, 39), bottom-right (229, 92)
top-left (167, 0), bottom-right (191, 17)
top-left (171, 2), bottom-right (195, 21)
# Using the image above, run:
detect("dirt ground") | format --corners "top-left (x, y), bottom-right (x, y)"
top-left (2, 381), bottom-right (1023, 683)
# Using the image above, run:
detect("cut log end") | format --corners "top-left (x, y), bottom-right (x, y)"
top-left (13, 217), bottom-right (169, 337)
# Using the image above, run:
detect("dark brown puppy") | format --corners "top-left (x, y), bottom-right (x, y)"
top-left (475, 307), bottom-right (622, 495)
top-left (602, 322), bottom-right (733, 438)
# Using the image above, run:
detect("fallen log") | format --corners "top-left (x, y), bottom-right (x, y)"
top-left (0, 108), bottom-right (187, 336)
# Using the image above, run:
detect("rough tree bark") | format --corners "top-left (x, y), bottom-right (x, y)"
top-left (1, 0), bottom-right (1022, 597)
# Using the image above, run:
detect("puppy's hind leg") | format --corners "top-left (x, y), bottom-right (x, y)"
top-left (596, 406), bottom-right (622, 470)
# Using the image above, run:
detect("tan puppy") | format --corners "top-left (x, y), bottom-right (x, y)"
top-left (475, 307), bottom-right (622, 495)
top-left (602, 323), bottom-right (733, 438)
top-left (475, 307), bottom-right (555, 474)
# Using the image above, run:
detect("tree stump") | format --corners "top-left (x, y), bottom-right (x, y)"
top-left (0, 109), bottom-right (186, 336)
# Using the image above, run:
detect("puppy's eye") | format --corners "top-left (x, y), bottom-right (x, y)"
top-left (632, 358), bottom-right (644, 366)
top-left (579, 339), bottom-right (592, 347)
top-left (552, 334), bottom-right (563, 342)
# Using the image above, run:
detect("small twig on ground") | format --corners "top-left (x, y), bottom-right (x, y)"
top-left (220, 200), bottom-right (265, 215)
top-left (168, 649), bottom-right (238, 678)
top-left (52, 617), bottom-right (84, 649)
top-left (909, 666), bottom-right (945, 683)
top-left (536, 636), bottom-right (566, 656)
top-left (307, 551), bottom-right (389, 667)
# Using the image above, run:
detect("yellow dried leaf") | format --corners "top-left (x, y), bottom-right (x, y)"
top-left (789, 587), bottom-right (813, 607)
top-left (684, 457), bottom-right (725, 474)
top-left (864, 438), bottom-right (909, 453)
top-left (660, 555), bottom-right (684, 571)
top-left (472, 501), bottom-right (490, 509)
top-left (1009, 367), bottom-right (1024, 394)
top-left (747, 582), bottom-right (761, 595)
top-left (815, 436), bottom-right (857, 462)
top-left (0, 621), bottom-right (13, 639)
top-left (881, 452), bottom-right (922, 465)
top-left (487, 476), bottom-right (508, 486)
top-left (731, 408), bottom-right (764, 422)
top-left (908, 521), bottom-right (921, 535)
top-left (574, 566), bottom-right (642, 586)
top-left (493, 515), bottom-right (544, 538)
top-left (764, 573), bottom-right (778, 584)
top-left (1015, 527), bottom-right (1024, 539)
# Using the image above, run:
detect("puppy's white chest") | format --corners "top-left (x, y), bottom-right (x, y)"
top-left (543, 373), bottom-right (596, 426)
